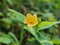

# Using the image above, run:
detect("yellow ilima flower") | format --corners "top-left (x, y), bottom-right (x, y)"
top-left (24, 13), bottom-right (38, 28)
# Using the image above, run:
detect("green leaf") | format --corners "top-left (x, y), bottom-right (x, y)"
top-left (2, 18), bottom-right (12, 28)
top-left (42, 12), bottom-right (56, 21)
top-left (27, 37), bottom-right (35, 43)
top-left (23, 25), bottom-right (42, 44)
top-left (8, 32), bottom-right (19, 45)
top-left (7, 0), bottom-right (20, 5)
top-left (36, 21), bottom-right (60, 32)
top-left (23, 25), bottom-right (54, 45)
top-left (23, 25), bottom-right (37, 37)
top-left (51, 35), bottom-right (60, 44)
top-left (0, 12), bottom-right (3, 16)
top-left (38, 32), bottom-right (51, 40)
top-left (7, 0), bottom-right (13, 5)
top-left (7, 9), bottom-right (25, 23)
top-left (41, 40), bottom-right (53, 45)
top-left (0, 33), bottom-right (12, 44)
top-left (52, 39), bottom-right (60, 44)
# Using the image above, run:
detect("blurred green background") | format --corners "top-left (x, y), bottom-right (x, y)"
top-left (0, 0), bottom-right (60, 45)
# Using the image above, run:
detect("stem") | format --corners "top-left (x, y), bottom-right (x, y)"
top-left (20, 29), bottom-right (24, 45)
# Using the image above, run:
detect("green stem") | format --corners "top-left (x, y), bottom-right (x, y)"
top-left (20, 29), bottom-right (24, 45)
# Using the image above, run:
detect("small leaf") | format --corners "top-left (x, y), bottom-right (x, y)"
top-left (37, 21), bottom-right (60, 32)
top-left (0, 33), bottom-right (12, 44)
top-left (27, 37), bottom-right (35, 42)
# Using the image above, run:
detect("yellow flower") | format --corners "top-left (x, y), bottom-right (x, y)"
top-left (24, 13), bottom-right (38, 28)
